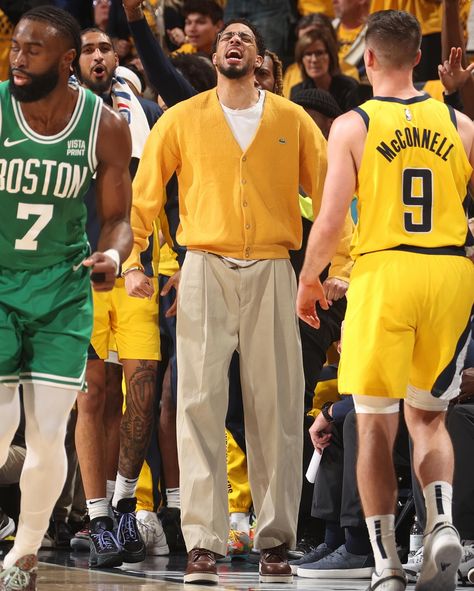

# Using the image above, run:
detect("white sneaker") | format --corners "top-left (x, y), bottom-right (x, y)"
top-left (367, 568), bottom-right (407, 590)
top-left (416, 522), bottom-right (462, 591)
top-left (459, 542), bottom-right (474, 578)
top-left (402, 546), bottom-right (423, 583)
top-left (136, 510), bottom-right (169, 556)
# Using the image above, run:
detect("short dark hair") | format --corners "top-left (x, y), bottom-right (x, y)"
top-left (218, 18), bottom-right (266, 58)
top-left (21, 6), bottom-right (82, 76)
top-left (295, 28), bottom-right (340, 78)
top-left (171, 53), bottom-right (217, 92)
top-left (81, 26), bottom-right (112, 42)
top-left (183, 0), bottom-right (223, 24)
top-left (366, 10), bottom-right (421, 67)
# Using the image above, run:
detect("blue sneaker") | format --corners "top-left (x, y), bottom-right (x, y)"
top-left (89, 516), bottom-right (122, 569)
top-left (289, 543), bottom-right (332, 575)
top-left (114, 497), bottom-right (146, 563)
top-left (297, 543), bottom-right (374, 579)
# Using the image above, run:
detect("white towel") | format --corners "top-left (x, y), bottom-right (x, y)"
top-left (111, 72), bottom-right (150, 159)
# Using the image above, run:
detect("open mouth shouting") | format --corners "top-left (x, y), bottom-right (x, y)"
top-left (225, 47), bottom-right (243, 66)
top-left (92, 63), bottom-right (107, 79)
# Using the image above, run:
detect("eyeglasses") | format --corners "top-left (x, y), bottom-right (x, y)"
top-left (93, 0), bottom-right (111, 6)
top-left (303, 49), bottom-right (328, 59)
top-left (217, 30), bottom-right (256, 45)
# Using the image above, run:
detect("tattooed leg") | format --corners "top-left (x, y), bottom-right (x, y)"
top-left (119, 359), bottom-right (158, 479)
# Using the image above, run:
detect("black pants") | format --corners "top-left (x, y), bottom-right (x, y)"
top-left (313, 410), bottom-right (410, 527)
top-left (412, 403), bottom-right (474, 539)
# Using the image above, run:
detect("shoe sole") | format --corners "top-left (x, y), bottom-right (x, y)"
top-left (297, 566), bottom-right (374, 579)
top-left (183, 572), bottom-right (218, 584)
top-left (259, 574), bottom-right (293, 584)
top-left (416, 538), bottom-right (462, 591)
top-left (121, 549), bottom-right (147, 563)
top-left (89, 554), bottom-right (123, 569)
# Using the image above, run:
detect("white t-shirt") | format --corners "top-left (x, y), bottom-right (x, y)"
top-left (220, 90), bottom-right (265, 152)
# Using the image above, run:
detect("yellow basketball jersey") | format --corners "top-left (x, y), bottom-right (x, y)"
top-left (352, 95), bottom-right (472, 257)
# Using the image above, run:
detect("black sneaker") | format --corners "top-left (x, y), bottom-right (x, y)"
top-left (89, 516), bottom-right (122, 568)
top-left (114, 497), bottom-right (146, 563)
top-left (287, 537), bottom-right (320, 560)
top-left (47, 519), bottom-right (72, 549)
top-left (158, 506), bottom-right (186, 552)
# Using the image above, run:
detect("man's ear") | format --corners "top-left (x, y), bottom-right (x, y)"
top-left (255, 54), bottom-right (264, 69)
top-left (62, 48), bottom-right (76, 72)
top-left (212, 52), bottom-right (217, 66)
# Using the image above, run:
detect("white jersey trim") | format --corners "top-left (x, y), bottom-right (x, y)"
top-left (12, 85), bottom-right (86, 144)
top-left (88, 95), bottom-right (103, 173)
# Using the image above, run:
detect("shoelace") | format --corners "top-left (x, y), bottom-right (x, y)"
top-left (91, 529), bottom-right (120, 552)
top-left (0, 566), bottom-right (30, 590)
top-left (118, 512), bottom-right (140, 545)
top-left (190, 548), bottom-right (214, 562)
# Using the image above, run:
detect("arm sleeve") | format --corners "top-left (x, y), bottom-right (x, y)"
top-left (128, 18), bottom-right (197, 107)
top-left (123, 116), bottom-right (180, 269)
top-left (331, 395), bottom-right (354, 424)
top-left (443, 90), bottom-right (464, 112)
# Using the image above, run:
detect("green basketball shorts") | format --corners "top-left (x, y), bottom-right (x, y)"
top-left (0, 254), bottom-right (93, 390)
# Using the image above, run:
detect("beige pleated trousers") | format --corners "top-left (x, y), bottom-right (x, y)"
top-left (176, 250), bottom-right (304, 556)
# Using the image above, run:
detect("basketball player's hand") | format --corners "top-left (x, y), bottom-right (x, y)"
top-left (83, 252), bottom-right (117, 292)
top-left (124, 270), bottom-right (154, 299)
top-left (438, 47), bottom-right (474, 94)
top-left (323, 277), bottom-right (348, 305)
top-left (309, 413), bottom-right (332, 453)
top-left (296, 278), bottom-right (329, 329)
top-left (161, 270), bottom-right (180, 318)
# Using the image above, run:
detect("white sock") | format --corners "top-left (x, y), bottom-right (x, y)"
top-left (366, 514), bottom-right (402, 574)
top-left (86, 498), bottom-right (110, 522)
top-left (166, 487), bottom-right (180, 509)
top-left (112, 473), bottom-right (138, 508)
top-left (229, 512), bottom-right (249, 533)
top-left (423, 481), bottom-right (453, 534)
top-left (106, 480), bottom-right (116, 501)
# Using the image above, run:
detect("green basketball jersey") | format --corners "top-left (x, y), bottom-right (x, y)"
top-left (0, 81), bottom-right (102, 270)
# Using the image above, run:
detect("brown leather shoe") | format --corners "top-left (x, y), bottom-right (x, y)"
top-left (259, 543), bottom-right (293, 583)
top-left (184, 547), bottom-right (218, 584)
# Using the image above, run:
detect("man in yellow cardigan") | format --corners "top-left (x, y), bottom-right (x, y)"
top-left (124, 18), bottom-right (327, 585)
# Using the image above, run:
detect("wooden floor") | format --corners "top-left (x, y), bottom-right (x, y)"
top-left (8, 549), bottom-right (466, 591)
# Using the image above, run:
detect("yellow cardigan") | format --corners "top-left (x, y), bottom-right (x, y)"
top-left (125, 89), bottom-right (329, 268)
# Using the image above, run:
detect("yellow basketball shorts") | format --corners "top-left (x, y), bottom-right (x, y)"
top-left (91, 277), bottom-right (160, 361)
top-left (338, 250), bottom-right (474, 400)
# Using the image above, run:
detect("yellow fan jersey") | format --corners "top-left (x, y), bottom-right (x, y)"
top-left (352, 95), bottom-right (471, 257)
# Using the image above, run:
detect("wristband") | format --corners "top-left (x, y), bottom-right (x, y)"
top-left (103, 248), bottom-right (120, 276)
top-left (121, 265), bottom-right (143, 277)
top-left (321, 401), bottom-right (335, 424)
